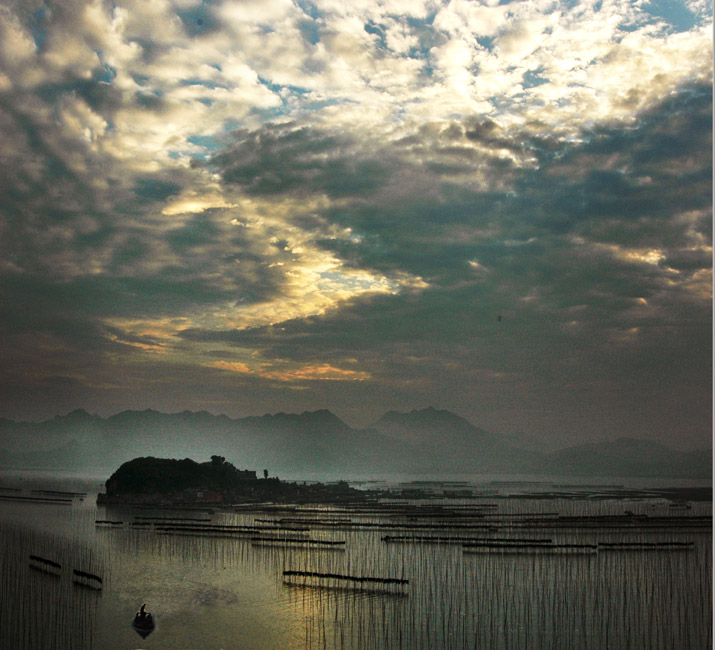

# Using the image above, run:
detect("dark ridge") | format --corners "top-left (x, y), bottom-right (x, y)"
top-left (104, 456), bottom-right (258, 496)
top-left (58, 408), bottom-right (94, 421)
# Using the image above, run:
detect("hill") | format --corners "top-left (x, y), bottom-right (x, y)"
top-left (0, 407), bottom-right (710, 479)
top-left (101, 455), bottom-right (364, 505)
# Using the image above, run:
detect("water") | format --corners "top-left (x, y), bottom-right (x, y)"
top-left (0, 473), bottom-right (711, 649)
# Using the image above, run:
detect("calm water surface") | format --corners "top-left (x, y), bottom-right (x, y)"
top-left (0, 473), bottom-right (711, 650)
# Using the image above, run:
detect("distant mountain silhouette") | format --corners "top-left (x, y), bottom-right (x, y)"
top-left (0, 408), bottom-right (709, 478)
top-left (375, 406), bottom-right (492, 445)
top-left (542, 437), bottom-right (712, 478)
top-left (372, 406), bottom-right (535, 473)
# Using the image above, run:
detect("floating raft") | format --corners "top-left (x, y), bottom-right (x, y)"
top-left (0, 494), bottom-right (72, 504)
top-left (154, 523), bottom-right (308, 538)
top-left (72, 569), bottom-right (103, 589)
top-left (29, 555), bottom-right (62, 574)
top-left (31, 489), bottom-right (86, 498)
top-left (155, 530), bottom-right (256, 539)
top-left (463, 543), bottom-right (598, 554)
top-left (270, 520), bottom-right (499, 532)
top-left (382, 535), bottom-right (553, 545)
top-left (597, 541), bottom-right (695, 551)
top-left (283, 570), bottom-right (408, 591)
top-left (256, 517), bottom-right (352, 525)
top-left (481, 512), bottom-right (559, 519)
top-left (154, 523), bottom-right (260, 531)
top-left (503, 515), bottom-right (712, 531)
top-left (252, 537), bottom-right (345, 549)
top-left (99, 520), bottom-right (309, 534)
top-left (251, 534), bottom-right (317, 542)
top-left (135, 515), bottom-right (212, 522)
top-left (156, 527), bottom-right (262, 539)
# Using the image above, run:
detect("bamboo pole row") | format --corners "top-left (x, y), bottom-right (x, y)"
top-left (283, 570), bottom-right (408, 584)
top-left (382, 535), bottom-right (553, 544)
top-left (0, 494), bottom-right (72, 504)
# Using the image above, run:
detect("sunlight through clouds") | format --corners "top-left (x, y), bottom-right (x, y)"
top-left (209, 359), bottom-right (371, 383)
top-left (0, 0), bottom-right (710, 446)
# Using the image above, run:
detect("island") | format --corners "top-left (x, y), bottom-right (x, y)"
top-left (96, 455), bottom-right (370, 506)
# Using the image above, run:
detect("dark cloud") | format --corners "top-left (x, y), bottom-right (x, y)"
top-left (134, 178), bottom-right (182, 202)
top-left (176, 258), bottom-right (710, 442)
top-left (0, 0), bottom-right (709, 453)
top-left (177, 3), bottom-right (222, 38)
top-left (527, 83), bottom-right (713, 236)
top-left (344, 84), bottom-right (710, 284)
top-left (212, 123), bottom-right (398, 198)
top-left (179, 82), bottom-right (711, 444)
top-left (463, 116), bottom-right (525, 154)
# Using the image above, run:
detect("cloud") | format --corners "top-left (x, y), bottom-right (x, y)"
top-left (209, 359), bottom-right (370, 382)
top-left (0, 0), bottom-right (710, 445)
top-left (211, 123), bottom-right (396, 198)
top-left (178, 79), bottom-right (711, 440)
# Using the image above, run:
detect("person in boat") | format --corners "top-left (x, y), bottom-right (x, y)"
top-left (135, 604), bottom-right (148, 622)
top-left (132, 604), bottom-right (155, 638)
top-left (135, 604), bottom-right (153, 626)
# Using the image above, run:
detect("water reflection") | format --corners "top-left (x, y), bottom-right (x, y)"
top-left (0, 523), bottom-right (101, 650)
top-left (0, 482), bottom-right (711, 649)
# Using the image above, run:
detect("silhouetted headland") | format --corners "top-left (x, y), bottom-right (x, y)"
top-left (97, 455), bottom-right (369, 506)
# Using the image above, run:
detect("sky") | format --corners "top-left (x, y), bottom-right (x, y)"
top-left (0, 0), bottom-right (711, 449)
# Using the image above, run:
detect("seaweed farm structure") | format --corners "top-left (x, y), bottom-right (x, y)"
top-left (381, 535), bottom-right (554, 545)
top-left (27, 553), bottom-right (104, 589)
top-left (29, 554), bottom-right (62, 575)
top-left (462, 542), bottom-right (598, 554)
top-left (283, 570), bottom-right (409, 594)
top-left (2, 472), bottom-right (711, 650)
top-left (0, 493), bottom-right (73, 505)
top-left (72, 569), bottom-right (103, 590)
top-left (251, 537), bottom-right (346, 549)
top-left (597, 541), bottom-right (695, 551)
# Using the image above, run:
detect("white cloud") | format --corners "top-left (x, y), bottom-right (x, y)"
top-left (0, 0), bottom-right (710, 339)
top-left (0, 10), bottom-right (36, 69)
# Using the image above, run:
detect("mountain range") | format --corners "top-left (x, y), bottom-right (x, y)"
top-left (0, 407), bottom-right (710, 479)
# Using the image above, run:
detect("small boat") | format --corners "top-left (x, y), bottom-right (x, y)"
top-left (132, 604), bottom-right (155, 638)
